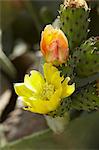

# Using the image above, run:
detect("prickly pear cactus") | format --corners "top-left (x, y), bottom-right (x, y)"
top-left (51, 36), bottom-right (99, 116)
top-left (66, 37), bottom-right (99, 112)
top-left (58, 62), bottom-right (74, 80)
top-left (71, 83), bottom-right (99, 111)
top-left (72, 37), bottom-right (99, 77)
top-left (59, 0), bottom-right (90, 51)
top-left (51, 1), bottom-right (99, 115)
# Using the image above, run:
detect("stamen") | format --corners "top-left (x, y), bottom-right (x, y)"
top-left (40, 82), bottom-right (55, 100)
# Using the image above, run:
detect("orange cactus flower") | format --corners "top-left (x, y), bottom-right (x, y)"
top-left (40, 25), bottom-right (69, 65)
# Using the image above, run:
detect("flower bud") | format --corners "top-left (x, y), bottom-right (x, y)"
top-left (40, 25), bottom-right (69, 65)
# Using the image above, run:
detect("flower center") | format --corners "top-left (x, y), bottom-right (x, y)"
top-left (41, 82), bottom-right (55, 100)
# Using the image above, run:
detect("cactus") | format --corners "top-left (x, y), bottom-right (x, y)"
top-left (71, 83), bottom-right (99, 111)
top-left (65, 37), bottom-right (99, 112)
top-left (49, 36), bottom-right (99, 116)
top-left (58, 62), bottom-right (74, 80)
top-left (47, 35), bottom-right (99, 117)
top-left (59, 0), bottom-right (90, 51)
top-left (72, 37), bottom-right (99, 77)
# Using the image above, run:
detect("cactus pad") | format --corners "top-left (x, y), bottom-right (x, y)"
top-left (72, 37), bottom-right (99, 77)
top-left (59, 4), bottom-right (90, 51)
top-left (71, 83), bottom-right (99, 111)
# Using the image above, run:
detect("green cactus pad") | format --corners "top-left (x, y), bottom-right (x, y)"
top-left (59, 4), bottom-right (89, 51)
top-left (71, 83), bottom-right (99, 111)
top-left (72, 37), bottom-right (99, 77)
top-left (58, 62), bottom-right (74, 80)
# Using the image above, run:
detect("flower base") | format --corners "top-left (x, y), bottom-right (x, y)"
top-left (44, 112), bottom-right (70, 134)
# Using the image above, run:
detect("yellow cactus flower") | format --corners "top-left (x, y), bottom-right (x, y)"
top-left (40, 25), bottom-right (69, 65)
top-left (14, 63), bottom-right (75, 114)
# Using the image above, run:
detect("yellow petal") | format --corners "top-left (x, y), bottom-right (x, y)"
top-left (42, 25), bottom-right (54, 44)
top-left (22, 98), bottom-right (49, 114)
top-left (51, 71), bottom-right (63, 89)
top-left (22, 88), bottom-right (62, 114)
top-left (24, 70), bottom-right (45, 93)
top-left (61, 77), bottom-right (75, 98)
top-left (47, 87), bottom-right (62, 112)
top-left (43, 63), bottom-right (58, 83)
top-left (14, 83), bottom-right (33, 98)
